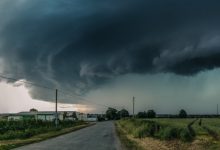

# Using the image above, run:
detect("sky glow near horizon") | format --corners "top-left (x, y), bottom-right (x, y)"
top-left (1, 69), bottom-right (220, 114)
top-left (0, 81), bottom-right (94, 113)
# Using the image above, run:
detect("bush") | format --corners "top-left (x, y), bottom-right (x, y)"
top-left (146, 110), bottom-right (156, 118)
top-left (159, 127), bottom-right (179, 140)
top-left (133, 124), bottom-right (149, 138)
top-left (137, 112), bottom-right (148, 118)
top-left (118, 119), bottom-right (158, 138)
top-left (179, 109), bottom-right (187, 118)
top-left (118, 119), bottom-right (193, 142)
top-left (179, 128), bottom-right (192, 142)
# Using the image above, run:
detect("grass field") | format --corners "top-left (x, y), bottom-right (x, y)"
top-left (116, 118), bottom-right (220, 150)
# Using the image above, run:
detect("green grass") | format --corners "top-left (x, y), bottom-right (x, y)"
top-left (147, 118), bottom-right (195, 127)
top-left (115, 122), bottom-right (144, 150)
top-left (146, 118), bottom-right (220, 137)
top-left (118, 119), bottom-right (194, 142)
top-left (199, 119), bottom-right (220, 134)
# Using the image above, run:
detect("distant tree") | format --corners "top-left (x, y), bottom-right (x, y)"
top-left (63, 111), bottom-right (68, 120)
top-left (106, 108), bottom-right (118, 120)
top-left (118, 109), bottom-right (129, 119)
top-left (97, 114), bottom-right (105, 121)
top-left (29, 108), bottom-right (38, 112)
top-left (179, 109), bottom-right (187, 118)
top-left (72, 112), bottom-right (78, 120)
top-left (137, 111), bottom-right (148, 118)
top-left (198, 119), bottom-right (202, 126)
top-left (146, 110), bottom-right (156, 118)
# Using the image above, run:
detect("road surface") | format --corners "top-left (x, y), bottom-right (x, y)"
top-left (15, 121), bottom-right (123, 150)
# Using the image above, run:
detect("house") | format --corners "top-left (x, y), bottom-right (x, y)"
top-left (77, 113), bottom-right (88, 121)
top-left (76, 113), bottom-right (98, 121)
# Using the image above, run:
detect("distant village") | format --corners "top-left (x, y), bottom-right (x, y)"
top-left (0, 108), bottom-right (100, 122)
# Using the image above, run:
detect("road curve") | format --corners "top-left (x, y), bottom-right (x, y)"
top-left (14, 121), bottom-right (123, 150)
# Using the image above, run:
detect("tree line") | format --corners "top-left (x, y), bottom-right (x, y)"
top-left (105, 108), bottom-right (188, 120)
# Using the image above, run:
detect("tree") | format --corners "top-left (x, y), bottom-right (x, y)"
top-left (146, 110), bottom-right (156, 118)
top-left (137, 111), bottom-right (148, 118)
top-left (106, 107), bottom-right (118, 120)
top-left (72, 112), bottom-right (78, 120)
top-left (179, 109), bottom-right (187, 118)
top-left (63, 111), bottom-right (68, 120)
top-left (118, 109), bottom-right (129, 119)
top-left (29, 108), bottom-right (38, 112)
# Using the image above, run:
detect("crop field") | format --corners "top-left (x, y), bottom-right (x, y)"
top-left (116, 118), bottom-right (220, 150)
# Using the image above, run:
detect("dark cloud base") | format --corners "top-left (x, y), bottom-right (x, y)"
top-left (1, 0), bottom-right (220, 101)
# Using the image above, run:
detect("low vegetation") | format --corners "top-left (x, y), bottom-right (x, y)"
top-left (117, 119), bottom-right (194, 142)
top-left (116, 118), bottom-right (220, 150)
top-left (0, 120), bottom-right (91, 150)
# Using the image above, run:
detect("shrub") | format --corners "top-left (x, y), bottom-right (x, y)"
top-left (137, 112), bottom-right (147, 118)
top-left (159, 127), bottom-right (179, 140)
top-left (117, 119), bottom-right (193, 142)
top-left (179, 128), bottom-right (192, 142)
top-left (133, 124), bottom-right (149, 138)
top-left (146, 110), bottom-right (156, 118)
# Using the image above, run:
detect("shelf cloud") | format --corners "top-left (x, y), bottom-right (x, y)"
top-left (1, 0), bottom-right (220, 102)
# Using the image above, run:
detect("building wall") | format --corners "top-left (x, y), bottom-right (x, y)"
top-left (86, 118), bottom-right (97, 121)
top-left (8, 116), bottom-right (23, 121)
top-left (76, 113), bottom-right (87, 121)
top-left (37, 114), bottom-right (64, 121)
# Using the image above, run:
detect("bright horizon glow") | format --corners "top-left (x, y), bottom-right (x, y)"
top-left (0, 81), bottom-right (93, 113)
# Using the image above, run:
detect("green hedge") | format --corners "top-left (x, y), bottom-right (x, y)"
top-left (0, 120), bottom-right (85, 140)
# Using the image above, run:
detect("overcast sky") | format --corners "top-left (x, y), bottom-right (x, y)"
top-left (1, 0), bottom-right (220, 114)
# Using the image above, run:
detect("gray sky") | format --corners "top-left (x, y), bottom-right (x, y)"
top-left (1, 0), bottom-right (220, 114)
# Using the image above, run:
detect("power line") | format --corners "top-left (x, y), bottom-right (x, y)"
top-left (0, 72), bottom-right (104, 106)
top-left (0, 73), bottom-right (119, 110)
top-left (0, 74), bottom-right (55, 91)
top-left (59, 90), bottom-right (111, 108)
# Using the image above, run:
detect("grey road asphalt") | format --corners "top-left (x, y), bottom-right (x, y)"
top-left (15, 121), bottom-right (123, 150)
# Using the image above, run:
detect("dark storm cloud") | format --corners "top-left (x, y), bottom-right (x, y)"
top-left (1, 0), bottom-right (220, 100)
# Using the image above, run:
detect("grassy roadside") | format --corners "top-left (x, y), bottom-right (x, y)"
top-left (0, 123), bottom-right (95, 150)
top-left (116, 119), bottom-right (220, 150)
top-left (115, 122), bottom-right (144, 150)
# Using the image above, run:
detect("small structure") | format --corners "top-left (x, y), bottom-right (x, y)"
top-left (7, 111), bottom-right (64, 121)
top-left (6, 111), bottom-right (98, 122)
top-left (77, 113), bottom-right (88, 121)
top-left (87, 114), bottom-right (98, 121)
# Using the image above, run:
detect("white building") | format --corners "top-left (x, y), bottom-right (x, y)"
top-left (76, 113), bottom-right (98, 121)
top-left (8, 111), bottom-right (64, 121)
top-left (7, 111), bottom-right (98, 122)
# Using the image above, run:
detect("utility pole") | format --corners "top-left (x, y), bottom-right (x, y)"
top-left (133, 96), bottom-right (135, 118)
top-left (217, 104), bottom-right (219, 116)
top-left (55, 89), bottom-right (58, 127)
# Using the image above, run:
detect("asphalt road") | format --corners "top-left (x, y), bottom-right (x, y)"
top-left (15, 121), bottom-right (123, 150)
